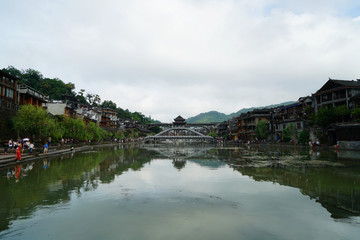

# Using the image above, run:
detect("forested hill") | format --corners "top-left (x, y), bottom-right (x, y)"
top-left (2, 65), bottom-right (159, 123)
top-left (186, 111), bottom-right (229, 123)
top-left (186, 101), bottom-right (295, 123)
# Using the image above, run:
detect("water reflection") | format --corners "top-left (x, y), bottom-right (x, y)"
top-left (0, 146), bottom-right (158, 232)
top-left (172, 159), bottom-right (186, 170)
top-left (151, 145), bottom-right (360, 219)
top-left (0, 144), bottom-right (359, 237)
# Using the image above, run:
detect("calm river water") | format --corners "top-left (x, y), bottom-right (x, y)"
top-left (1, 144), bottom-right (360, 240)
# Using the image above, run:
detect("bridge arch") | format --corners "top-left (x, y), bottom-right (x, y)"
top-left (144, 126), bottom-right (214, 143)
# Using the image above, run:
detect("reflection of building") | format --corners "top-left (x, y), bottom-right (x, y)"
top-left (312, 79), bottom-right (360, 112)
top-left (236, 163), bottom-right (360, 219)
top-left (172, 159), bottom-right (186, 170)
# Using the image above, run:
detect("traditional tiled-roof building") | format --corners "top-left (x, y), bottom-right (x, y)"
top-left (272, 97), bottom-right (313, 141)
top-left (18, 84), bottom-right (48, 107)
top-left (0, 70), bottom-right (18, 139)
top-left (44, 100), bottom-right (77, 117)
top-left (100, 108), bottom-right (119, 129)
top-left (74, 103), bottom-right (102, 125)
top-left (236, 109), bottom-right (272, 141)
top-left (173, 115), bottom-right (186, 127)
top-left (312, 78), bottom-right (360, 112)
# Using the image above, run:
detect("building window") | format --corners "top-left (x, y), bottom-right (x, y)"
top-left (297, 123), bottom-right (301, 129)
top-left (6, 88), bottom-right (14, 99)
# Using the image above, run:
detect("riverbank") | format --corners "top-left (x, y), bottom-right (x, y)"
top-left (2, 140), bottom-right (359, 169)
top-left (0, 142), bottom-right (125, 168)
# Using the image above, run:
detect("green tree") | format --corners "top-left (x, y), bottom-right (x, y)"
top-left (314, 105), bottom-right (350, 130)
top-left (2, 65), bottom-right (22, 79)
top-left (13, 105), bottom-right (60, 140)
top-left (101, 100), bottom-right (117, 110)
top-left (208, 131), bottom-right (218, 138)
top-left (40, 78), bottom-right (76, 100)
top-left (255, 120), bottom-right (269, 140)
top-left (298, 130), bottom-right (310, 145)
top-left (334, 105), bottom-right (350, 122)
top-left (85, 122), bottom-right (107, 141)
top-left (61, 117), bottom-right (87, 140)
top-left (315, 107), bottom-right (335, 130)
top-left (2, 66), bottom-right (77, 101)
top-left (282, 123), bottom-right (297, 142)
top-left (22, 68), bottom-right (43, 90)
top-left (76, 89), bottom-right (89, 104)
top-left (116, 108), bottom-right (132, 119)
top-left (351, 108), bottom-right (360, 122)
top-left (86, 93), bottom-right (101, 106)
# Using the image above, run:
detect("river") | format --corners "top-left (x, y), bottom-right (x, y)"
top-left (1, 144), bottom-right (359, 240)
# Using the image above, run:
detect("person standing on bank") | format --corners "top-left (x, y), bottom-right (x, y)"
top-left (15, 145), bottom-right (22, 162)
top-left (43, 142), bottom-right (48, 154)
top-left (8, 139), bottom-right (13, 151)
top-left (29, 142), bottom-right (34, 154)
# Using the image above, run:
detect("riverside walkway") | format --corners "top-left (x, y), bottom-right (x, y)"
top-left (0, 145), bottom-right (94, 168)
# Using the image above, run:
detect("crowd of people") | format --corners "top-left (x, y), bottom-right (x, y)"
top-left (2, 138), bottom-right (51, 162)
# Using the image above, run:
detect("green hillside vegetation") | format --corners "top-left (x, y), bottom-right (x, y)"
top-left (186, 111), bottom-right (228, 123)
top-left (187, 101), bottom-right (295, 123)
top-left (2, 66), bottom-right (159, 124)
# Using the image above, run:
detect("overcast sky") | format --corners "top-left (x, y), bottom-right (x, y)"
top-left (1, 0), bottom-right (360, 122)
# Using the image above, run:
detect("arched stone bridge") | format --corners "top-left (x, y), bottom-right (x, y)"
top-left (144, 126), bottom-right (214, 143)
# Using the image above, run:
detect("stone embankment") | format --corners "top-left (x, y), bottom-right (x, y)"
top-left (0, 143), bottom-right (122, 168)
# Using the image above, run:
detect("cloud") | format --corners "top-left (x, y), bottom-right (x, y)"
top-left (1, 0), bottom-right (360, 122)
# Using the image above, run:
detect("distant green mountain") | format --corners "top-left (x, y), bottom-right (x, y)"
top-left (186, 101), bottom-right (295, 123)
top-left (186, 111), bottom-right (229, 123)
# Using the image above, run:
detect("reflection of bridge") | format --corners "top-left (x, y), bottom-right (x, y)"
top-left (142, 145), bottom-right (213, 159)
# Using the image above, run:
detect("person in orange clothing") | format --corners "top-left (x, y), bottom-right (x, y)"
top-left (15, 145), bottom-right (22, 162)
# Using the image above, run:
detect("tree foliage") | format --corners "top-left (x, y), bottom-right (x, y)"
top-left (13, 105), bottom-right (108, 141)
top-left (314, 106), bottom-right (351, 130)
top-left (255, 120), bottom-right (269, 140)
top-left (86, 93), bottom-right (101, 106)
top-left (298, 130), bottom-right (310, 145)
top-left (282, 123), bottom-right (297, 142)
top-left (2, 66), bottom-right (76, 101)
top-left (13, 105), bottom-right (60, 140)
top-left (2, 65), bottom-right (160, 123)
top-left (351, 108), bottom-right (360, 122)
top-left (208, 131), bottom-right (218, 138)
top-left (101, 100), bottom-right (117, 110)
